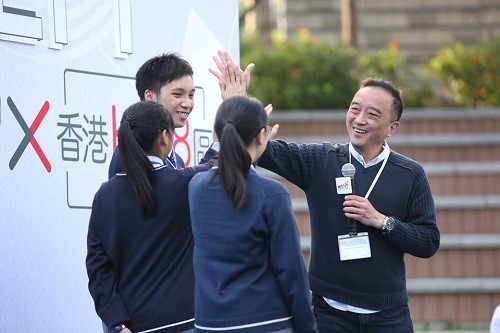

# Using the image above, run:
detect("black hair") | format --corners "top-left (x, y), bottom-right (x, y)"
top-left (135, 53), bottom-right (194, 100)
top-left (118, 101), bottom-right (175, 216)
top-left (213, 96), bottom-right (268, 209)
top-left (360, 77), bottom-right (405, 121)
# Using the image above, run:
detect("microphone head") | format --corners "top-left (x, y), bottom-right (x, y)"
top-left (341, 163), bottom-right (356, 177)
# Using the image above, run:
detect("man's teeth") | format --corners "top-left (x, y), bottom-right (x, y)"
top-left (354, 128), bottom-right (366, 134)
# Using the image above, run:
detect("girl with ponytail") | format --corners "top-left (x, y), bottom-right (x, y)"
top-left (188, 95), bottom-right (317, 333)
top-left (87, 101), bottom-right (214, 333)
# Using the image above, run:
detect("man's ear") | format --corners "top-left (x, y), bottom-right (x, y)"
top-left (387, 121), bottom-right (400, 138)
top-left (144, 90), bottom-right (155, 101)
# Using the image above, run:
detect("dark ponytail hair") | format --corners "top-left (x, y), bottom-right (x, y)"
top-left (118, 101), bottom-right (174, 216)
top-left (213, 96), bottom-right (268, 209)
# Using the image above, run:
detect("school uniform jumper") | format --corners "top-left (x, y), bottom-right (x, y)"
top-left (188, 168), bottom-right (317, 333)
top-left (86, 163), bottom-right (211, 333)
top-left (257, 141), bottom-right (440, 311)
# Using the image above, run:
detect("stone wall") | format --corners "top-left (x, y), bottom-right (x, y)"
top-left (284, 0), bottom-right (500, 64)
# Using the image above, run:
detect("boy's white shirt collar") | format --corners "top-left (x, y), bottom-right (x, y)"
top-left (349, 142), bottom-right (390, 167)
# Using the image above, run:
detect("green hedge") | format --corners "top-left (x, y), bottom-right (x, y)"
top-left (241, 29), bottom-right (359, 110)
top-left (428, 39), bottom-right (500, 107)
top-left (241, 29), bottom-right (499, 109)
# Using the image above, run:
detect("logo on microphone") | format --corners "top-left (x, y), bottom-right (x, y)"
top-left (336, 162), bottom-right (356, 194)
top-left (336, 177), bottom-right (353, 194)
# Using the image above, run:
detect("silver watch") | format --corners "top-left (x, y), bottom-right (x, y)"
top-left (382, 216), bottom-right (395, 234)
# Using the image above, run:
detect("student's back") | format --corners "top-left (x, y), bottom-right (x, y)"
top-left (188, 96), bottom-right (317, 333)
top-left (89, 165), bottom-right (208, 331)
top-left (189, 168), bottom-right (312, 331)
top-left (86, 101), bottom-right (214, 333)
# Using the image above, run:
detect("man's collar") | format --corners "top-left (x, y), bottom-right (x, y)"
top-left (349, 142), bottom-right (390, 167)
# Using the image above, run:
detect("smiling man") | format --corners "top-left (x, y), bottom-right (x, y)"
top-left (258, 77), bottom-right (440, 332)
top-left (138, 54), bottom-right (195, 129)
top-left (108, 54), bottom-right (194, 176)
top-left (108, 53), bottom-right (251, 177)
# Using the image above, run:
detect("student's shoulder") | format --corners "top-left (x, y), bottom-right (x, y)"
top-left (92, 175), bottom-right (125, 200)
top-left (188, 168), bottom-right (215, 187)
top-left (251, 170), bottom-right (289, 196)
top-left (189, 168), bottom-right (212, 181)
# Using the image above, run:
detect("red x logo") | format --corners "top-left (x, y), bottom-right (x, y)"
top-left (8, 97), bottom-right (52, 172)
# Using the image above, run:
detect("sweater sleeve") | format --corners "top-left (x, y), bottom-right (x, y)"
top-left (263, 190), bottom-right (318, 333)
top-left (385, 163), bottom-right (440, 258)
top-left (257, 139), bottom-right (327, 191)
top-left (86, 192), bottom-right (130, 329)
top-left (198, 147), bottom-right (218, 165)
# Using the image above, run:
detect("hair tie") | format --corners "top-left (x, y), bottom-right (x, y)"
top-left (126, 116), bottom-right (136, 129)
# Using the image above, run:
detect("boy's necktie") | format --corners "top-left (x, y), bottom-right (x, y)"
top-left (167, 153), bottom-right (177, 168)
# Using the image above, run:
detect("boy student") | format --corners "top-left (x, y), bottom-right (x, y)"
top-left (108, 52), bottom-right (253, 178)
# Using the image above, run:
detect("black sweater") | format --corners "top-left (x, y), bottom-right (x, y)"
top-left (258, 141), bottom-right (440, 310)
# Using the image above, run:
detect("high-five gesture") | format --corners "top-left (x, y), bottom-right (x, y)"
top-left (209, 50), bottom-right (254, 100)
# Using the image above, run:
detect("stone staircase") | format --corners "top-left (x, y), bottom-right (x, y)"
top-left (258, 108), bottom-right (500, 331)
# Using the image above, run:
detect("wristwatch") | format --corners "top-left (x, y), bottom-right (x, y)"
top-left (381, 216), bottom-right (395, 234)
top-left (109, 324), bottom-right (126, 333)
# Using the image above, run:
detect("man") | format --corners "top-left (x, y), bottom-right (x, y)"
top-left (108, 52), bottom-right (253, 178)
top-left (257, 78), bottom-right (440, 332)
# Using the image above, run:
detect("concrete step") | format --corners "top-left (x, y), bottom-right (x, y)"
top-left (291, 195), bottom-right (500, 236)
top-left (260, 161), bottom-right (500, 196)
top-left (299, 234), bottom-right (500, 277)
top-left (257, 163), bottom-right (500, 234)
top-left (410, 289), bottom-right (497, 330)
top-left (407, 234), bottom-right (500, 278)
top-left (270, 108), bottom-right (500, 136)
top-left (299, 234), bottom-right (500, 252)
top-left (258, 160), bottom-right (500, 193)
top-left (273, 134), bottom-right (500, 162)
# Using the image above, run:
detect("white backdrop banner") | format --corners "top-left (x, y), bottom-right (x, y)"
top-left (0, 0), bottom-right (239, 331)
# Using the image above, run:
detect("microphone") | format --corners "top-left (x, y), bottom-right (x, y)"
top-left (341, 163), bottom-right (356, 184)
top-left (341, 163), bottom-right (357, 236)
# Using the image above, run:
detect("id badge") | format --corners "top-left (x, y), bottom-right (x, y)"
top-left (338, 232), bottom-right (371, 261)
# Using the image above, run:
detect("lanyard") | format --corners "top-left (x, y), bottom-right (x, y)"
top-left (348, 149), bottom-right (390, 200)
top-left (346, 150), bottom-right (390, 236)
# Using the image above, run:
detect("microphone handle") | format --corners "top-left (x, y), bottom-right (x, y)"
top-left (348, 176), bottom-right (357, 236)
